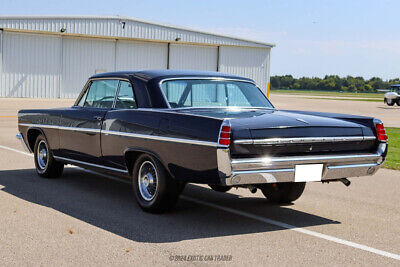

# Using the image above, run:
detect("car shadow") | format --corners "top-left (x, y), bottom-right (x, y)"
top-left (0, 168), bottom-right (340, 243)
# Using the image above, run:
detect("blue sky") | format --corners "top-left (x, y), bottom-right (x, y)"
top-left (1, 0), bottom-right (399, 79)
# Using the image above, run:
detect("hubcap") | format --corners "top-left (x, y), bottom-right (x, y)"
top-left (138, 161), bottom-right (158, 201)
top-left (37, 140), bottom-right (48, 170)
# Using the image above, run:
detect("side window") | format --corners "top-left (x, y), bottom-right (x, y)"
top-left (84, 80), bottom-right (119, 109)
top-left (115, 81), bottom-right (137, 109)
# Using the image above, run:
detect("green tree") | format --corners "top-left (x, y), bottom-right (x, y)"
top-left (270, 75), bottom-right (400, 92)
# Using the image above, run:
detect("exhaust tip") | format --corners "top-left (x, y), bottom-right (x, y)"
top-left (249, 186), bottom-right (257, 194)
top-left (340, 178), bottom-right (351, 187)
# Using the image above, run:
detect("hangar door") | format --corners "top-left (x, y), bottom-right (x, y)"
top-left (219, 46), bottom-right (269, 93)
top-left (169, 44), bottom-right (218, 71)
top-left (0, 32), bottom-right (61, 98)
top-left (115, 40), bottom-right (168, 70)
top-left (61, 37), bottom-right (115, 98)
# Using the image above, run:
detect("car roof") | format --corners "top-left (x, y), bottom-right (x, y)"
top-left (90, 69), bottom-right (254, 82)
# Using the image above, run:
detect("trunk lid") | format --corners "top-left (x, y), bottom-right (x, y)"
top-left (173, 108), bottom-right (375, 156)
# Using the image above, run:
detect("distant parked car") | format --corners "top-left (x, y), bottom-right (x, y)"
top-left (17, 70), bottom-right (388, 213)
top-left (384, 84), bottom-right (400, 106)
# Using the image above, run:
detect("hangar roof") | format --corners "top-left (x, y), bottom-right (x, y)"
top-left (0, 15), bottom-right (275, 48)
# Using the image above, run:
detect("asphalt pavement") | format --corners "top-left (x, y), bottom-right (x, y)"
top-left (0, 97), bottom-right (399, 266)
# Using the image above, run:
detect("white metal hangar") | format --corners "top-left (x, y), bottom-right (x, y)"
top-left (0, 16), bottom-right (274, 98)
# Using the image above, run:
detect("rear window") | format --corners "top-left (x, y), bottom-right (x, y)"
top-left (160, 79), bottom-right (272, 109)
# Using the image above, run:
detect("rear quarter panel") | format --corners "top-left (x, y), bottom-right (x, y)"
top-left (101, 109), bottom-right (223, 183)
top-left (18, 109), bottom-right (64, 151)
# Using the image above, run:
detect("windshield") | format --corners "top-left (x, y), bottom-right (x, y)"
top-left (160, 79), bottom-right (273, 109)
top-left (391, 86), bottom-right (400, 93)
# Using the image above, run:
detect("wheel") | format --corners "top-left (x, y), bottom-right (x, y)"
top-left (259, 182), bottom-right (306, 204)
top-left (386, 98), bottom-right (395, 106)
top-left (33, 134), bottom-right (64, 178)
top-left (396, 98), bottom-right (400, 106)
top-left (132, 154), bottom-right (182, 213)
top-left (209, 185), bottom-right (231, 193)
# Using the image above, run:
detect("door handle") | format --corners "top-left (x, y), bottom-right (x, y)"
top-left (94, 116), bottom-right (104, 121)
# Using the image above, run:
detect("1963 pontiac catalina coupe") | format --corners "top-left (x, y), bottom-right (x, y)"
top-left (17, 70), bottom-right (388, 213)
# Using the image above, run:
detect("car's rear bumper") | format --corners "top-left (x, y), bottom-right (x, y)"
top-left (217, 143), bottom-right (387, 186)
top-left (16, 133), bottom-right (32, 153)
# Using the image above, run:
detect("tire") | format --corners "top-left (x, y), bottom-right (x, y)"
top-left (209, 185), bottom-right (231, 193)
top-left (396, 98), bottom-right (400, 106)
top-left (386, 98), bottom-right (395, 106)
top-left (132, 154), bottom-right (182, 213)
top-left (259, 182), bottom-right (306, 204)
top-left (33, 134), bottom-right (64, 178)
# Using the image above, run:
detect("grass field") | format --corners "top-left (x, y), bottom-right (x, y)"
top-left (271, 89), bottom-right (384, 98)
top-left (385, 127), bottom-right (400, 170)
top-left (306, 97), bottom-right (382, 102)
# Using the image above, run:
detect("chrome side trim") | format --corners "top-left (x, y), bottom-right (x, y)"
top-left (19, 123), bottom-right (101, 134)
top-left (58, 126), bottom-right (101, 133)
top-left (20, 123), bottom-right (59, 130)
top-left (53, 156), bottom-right (128, 174)
top-left (102, 130), bottom-right (218, 147)
top-left (20, 123), bottom-right (219, 147)
top-left (234, 136), bottom-right (376, 145)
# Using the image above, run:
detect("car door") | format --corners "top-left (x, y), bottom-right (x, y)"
top-left (59, 79), bottom-right (119, 164)
top-left (101, 80), bottom-right (139, 170)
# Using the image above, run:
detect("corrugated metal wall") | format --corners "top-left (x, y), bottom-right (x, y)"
top-left (61, 37), bottom-right (115, 98)
top-left (219, 46), bottom-right (269, 91)
top-left (169, 44), bottom-right (217, 71)
top-left (0, 17), bottom-right (272, 48)
top-left (0, 30), bottom-right (270, 98)
top-left (115, 40), bottom-right (168, 70)
top-left (0, 32), bottom-right (61, 98)
top-left (0, 30), bottom-right (3, 89)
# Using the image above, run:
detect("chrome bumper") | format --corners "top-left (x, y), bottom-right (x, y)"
top-left (16, 133), bottom-right (32, 153)
top-left (217, 143), bottom-right (387, 186)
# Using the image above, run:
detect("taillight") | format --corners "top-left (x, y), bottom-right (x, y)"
top-left (375, 122), bottom-right (388, 142)
top-left (219, 125), bottom-right (231, 146)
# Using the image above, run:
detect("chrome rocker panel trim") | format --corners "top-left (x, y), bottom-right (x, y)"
top-left (217, 143), bottom-right (387, 186)
top-left (53, 156), bottom-right (129, 174)
top-left (19, 123), bottom-right (219, 147)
